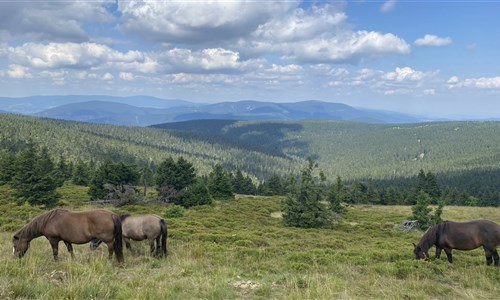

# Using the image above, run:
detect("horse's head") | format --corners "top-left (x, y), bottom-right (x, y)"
top-left (412, 242), bottom-right (429, 260)
top-left (12, 234), bottom-right (29, 258)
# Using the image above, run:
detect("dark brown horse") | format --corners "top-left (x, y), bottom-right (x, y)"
top-left (12, 209), bottom-right (123, 263)
top-left (413, 220), bottom-right (500, 266)
top-left (91, 214), bottom-right (167, 257)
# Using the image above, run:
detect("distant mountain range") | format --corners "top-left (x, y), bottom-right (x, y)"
top-left (0, 95), bottom-right (424, 126)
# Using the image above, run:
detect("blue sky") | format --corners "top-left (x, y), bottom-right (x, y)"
top-left (0, 0), bottom-right (499, 118)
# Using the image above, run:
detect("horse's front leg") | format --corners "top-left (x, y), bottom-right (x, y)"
top-left (47, 238), bottom-right (60, 261)
top-left (64, 241), bottom-right (75, 259)
top-left (444, 248), bottom-right (453, 263)
top-left (493, 250), bottom-right (499, 267)
top-left (435, 247), bottom-right (442, 259)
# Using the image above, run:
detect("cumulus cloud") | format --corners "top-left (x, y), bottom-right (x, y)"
top-left (290, 31), bottom-right (410, 64)
top-left (0, 1), bottom-right (113, 42)
top-left (6, 42), bottom-right (152, 72)
top-left (414, 34), bottom-right (452, 47)
top-left (462, 77), bottom-right (500, 89)
top-left (384, 67), bottom-right (427, 82)
top-left (118, 0), bottom-right (296, 45)
top-left (7, 64), bottom-right (32, 78)
top-left (119, 72), bottom-right (134, 81)
top-left (447, 75), bottom-right (500, 89)
top-left (102, 73), bottom-right (114, 80)
top-left (159, 48), bottom-right (251, 73)
top-left (380, 0), bottom-right (397, 13)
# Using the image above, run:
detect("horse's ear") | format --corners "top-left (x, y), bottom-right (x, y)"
top-left (412, 242), bottom-right (416, 248)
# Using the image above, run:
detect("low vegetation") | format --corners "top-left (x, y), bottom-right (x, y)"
top-left (2, 194), bottom-right (500, 299)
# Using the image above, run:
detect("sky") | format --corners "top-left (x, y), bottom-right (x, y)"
top-left (0, 0), bottom-right (499, 119)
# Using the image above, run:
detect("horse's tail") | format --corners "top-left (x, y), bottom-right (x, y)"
top-left (160, 218), bottom-right (168, 257)
top-left (112, 214), bottom-right (124, 264)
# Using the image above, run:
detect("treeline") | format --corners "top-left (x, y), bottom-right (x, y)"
top-left (2, 114), bottom-right (500, 207)
top-left (1, 140), bottom-right (498, 208)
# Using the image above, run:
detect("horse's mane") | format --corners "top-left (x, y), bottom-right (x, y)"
top-left (419, 221), bottom-right (447, 250)
top-left (15, 209), bottom-right (67, 239)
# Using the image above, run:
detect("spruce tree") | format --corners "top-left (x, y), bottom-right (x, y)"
top-left (411, 191), bottom-right (432, 230)
top-left (177, 179), bottom-right (212, 208)
top-left (0, 151), bottom-right (16, 184)
top-left (207, 164), bottom-right (234, 200)
top-left (282, 158), bottom-right (330, 228)
top-left (12, 143), bottom-right (60, 207)
top-left (72, 160), bottom-right (91, 186)
top-left (88, 161), bottom-right (138, 200)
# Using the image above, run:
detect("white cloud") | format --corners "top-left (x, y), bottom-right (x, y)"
top-left (447, 76), bottom-right (460, 84)
top-left (7, 64), bottom-right (32, 78)
top-left (119, 1), bottom-right (296, 45)
top-left (119, 72), bottom-right (135, 81)
top-left (6, 42), bottom-right (155, 73)
top-left (463, 77), bottom-right (500, 89)
top-left (292, 31), bottom-right (410, 63)
top-left (0, 1), bottom-right (113, 42)
top-left (414, 34), bottom-right (452, 47)
top-left (423, 89), bottom-right (435, 95)
top-left (380, 1), bottom-right (397, 13)
top-left (384, 67), bottom-right (426, 82)
top-left (102, 73), bottom-right (114, 80)
top-left (253, 6), bottom-right (346, 43)
top-left (447, 75), bottom-right (500, 89)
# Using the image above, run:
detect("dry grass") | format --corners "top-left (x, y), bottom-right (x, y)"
top-left (2, 198), bottom-right (500, 299)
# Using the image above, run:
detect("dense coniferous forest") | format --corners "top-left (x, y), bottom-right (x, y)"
top-left (1, 113), bottom-right (500, 206)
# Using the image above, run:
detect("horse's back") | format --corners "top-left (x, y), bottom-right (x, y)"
top-left (444, 220), bottom-right (500, 249)
top-left (43, 209), bottom-right (118, 244)
top-left (122, 214), bottom-right (163, 240)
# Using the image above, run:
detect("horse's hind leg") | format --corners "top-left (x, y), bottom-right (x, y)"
top-left (149, 239), bottom-right (156, 256)
top-left (483, 247), bottom-right (494, 265)
top-left (64, 241), bottom-right (75, 259)
top-left (492, 249), bottom-right (499, 266)
top-left (105, 242), bottom-right (115, 260)
top-left (155, 236), bottom-right (161, 256)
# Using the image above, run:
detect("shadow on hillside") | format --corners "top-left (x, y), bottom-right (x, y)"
top-left (152, 120), bottom-right (310, 159)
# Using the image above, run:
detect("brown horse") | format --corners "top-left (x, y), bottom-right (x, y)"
top-left (413, 220), bottom-right (500, 266)
top-left (12, 209), bottom-right (123, 263)
top-left (91, 214), bottom-right (167, 257)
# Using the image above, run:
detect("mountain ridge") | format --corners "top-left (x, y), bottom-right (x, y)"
top-left (0, 96), bottom-right (426, 126)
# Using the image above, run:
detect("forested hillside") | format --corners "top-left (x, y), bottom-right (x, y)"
top-left (1, 113), bottom-right (500, 199)
top-left (154, 119), bottom-right (500, 199)
top-left (0, 114), bottom-right (301, 178)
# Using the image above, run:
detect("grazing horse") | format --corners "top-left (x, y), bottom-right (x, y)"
top-left (413, 220), bottom-right (500, 266)
top-left (12, 209), bottom-right (123, 264)
top-left (91, 214), bottom-right (167, 257)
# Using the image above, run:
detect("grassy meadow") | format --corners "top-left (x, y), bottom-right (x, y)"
top-left (2, 195), bottom-right (500, 299)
